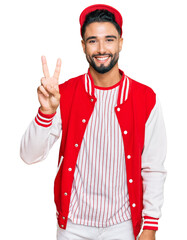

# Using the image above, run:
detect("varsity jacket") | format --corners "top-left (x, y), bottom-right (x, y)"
top-left (20, 69), bottom-right (167, 240)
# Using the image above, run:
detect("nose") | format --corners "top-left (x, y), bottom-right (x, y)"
top-left (97, 40), bottom-right (106, 55)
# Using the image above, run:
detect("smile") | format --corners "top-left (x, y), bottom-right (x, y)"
top-left (94, 56), bottom-right (110, 63)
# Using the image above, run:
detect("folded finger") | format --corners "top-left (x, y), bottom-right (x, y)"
top-left (37, 85), bottom-right (49, 97)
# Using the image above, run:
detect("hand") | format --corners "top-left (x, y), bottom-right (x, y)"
top-left (138, 230), bottom-right (156, 240)
top-left (37, 56), bottom-right (62, 114)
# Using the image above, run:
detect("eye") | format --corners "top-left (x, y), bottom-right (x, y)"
top-left (106, 38), bottom-right (114, 42)
top-left (89, 40), bottom-right (96, 44)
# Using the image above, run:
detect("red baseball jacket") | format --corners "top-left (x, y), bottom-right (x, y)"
top-left (21, 69), bottom-right (167, 240)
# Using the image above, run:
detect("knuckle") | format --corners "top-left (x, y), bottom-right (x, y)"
top-left (37, 86), bottom-right (41, 92)
top-left (41, 77), bottom-right (46, 84)
top-left (57, 93), bottom-right (61, 100)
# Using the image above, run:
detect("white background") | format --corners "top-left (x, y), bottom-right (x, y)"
top-left (0, 0), bottom-right (186, 239)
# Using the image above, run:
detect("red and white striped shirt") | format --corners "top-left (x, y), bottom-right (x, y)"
top-left (68, 79), bottom-right (131, 227)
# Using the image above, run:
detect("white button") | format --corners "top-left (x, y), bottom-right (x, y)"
top-left (64, 192), bottom-right (68, 196)
top-left (127, 155), bottom-right (131, 159)
top-left (91, 98), bottom-right (94, 102)
top-left (61, 224), bottom-right (64, 228)
top-left (124, 130), bottom-right (128, 135)
top-left (75, 144), bottom-right (78, 147)
top-left (82, 119), bottom-right (86, 123)
top-left (68, 168), bottom-right (72, 171)
top-left (117, 107), bottom-right (120, 111)
top-left (62, 217), bottom-right (65, 220)
top-left (129, 179), bottom-right (133, 183)
top-left (132, 203), bottom-right (136, 207)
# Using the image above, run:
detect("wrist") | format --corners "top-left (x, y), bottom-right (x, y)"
top-left (143, 229), bottom-right (156, 235)
top-left (40, 106), bottom-right (57, 115)
top-left (141, 229), bottom-right (156, 239)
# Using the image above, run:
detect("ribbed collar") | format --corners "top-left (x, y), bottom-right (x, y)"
top-left (84, 68), bottom-right (130, 105)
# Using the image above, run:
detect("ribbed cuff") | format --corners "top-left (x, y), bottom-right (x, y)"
top-left (143, 216), bottom-right (159, 231)
top-left (35, 108), bottom-right (56, 127)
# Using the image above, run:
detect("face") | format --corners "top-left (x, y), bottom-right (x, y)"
top-left (82, 22), bottom-right (123, 74)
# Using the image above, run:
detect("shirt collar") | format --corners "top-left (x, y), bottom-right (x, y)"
top-left (84, 68), bottom-right (130, 105)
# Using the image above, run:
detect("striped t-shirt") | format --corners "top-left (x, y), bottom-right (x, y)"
top-left (68, 79), bottom-right (131, 227)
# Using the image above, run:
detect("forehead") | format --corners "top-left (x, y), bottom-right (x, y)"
top-left (84, 22), bottom-right (119, 39)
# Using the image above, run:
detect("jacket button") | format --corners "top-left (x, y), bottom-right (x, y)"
top-left (91, 98), bottom-right (94, 102)
top-left (117, 107), bottom-right (120, 111)
top-left (127, 155), bottom-right (131, 159)
top-left (124, 130), bottom-right (128, 135)
top-left (62, 217), bottom-right (65, 220)
top-left (129, 179), bottom-right (133, 183)
top-left (82, 119), bottom-right (86, 123)
top-left (61, 225), bottom-right (64, 228)
top-left (75, 144), bottom-right (78, 147)
top-left (132, 203), bottom-right (136, 208)
top-left (68, 168), bottom-right (72, 171)
top-left (64, 192), bottom-right (68, 196)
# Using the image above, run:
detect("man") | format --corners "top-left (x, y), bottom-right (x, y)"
top-left (20, 4), bottom-right (167, 240)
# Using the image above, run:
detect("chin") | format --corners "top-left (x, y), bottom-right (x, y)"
top-left (95, 68), bottom-right (111, 74)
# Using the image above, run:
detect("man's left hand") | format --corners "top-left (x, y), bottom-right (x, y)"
top-left (138, 230), bottom-right (156, 240)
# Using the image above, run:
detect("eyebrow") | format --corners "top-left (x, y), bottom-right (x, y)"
top-left (105, 35), bottom-right (117, 39)
top-left (85, 35), bottom-right (117, 42)
top-left (85, 36), bottom-right (97, 42)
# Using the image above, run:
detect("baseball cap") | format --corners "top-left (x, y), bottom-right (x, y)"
top-left (79, 4), bottom-right (123, 37)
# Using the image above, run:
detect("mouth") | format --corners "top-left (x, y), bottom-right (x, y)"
top-left (94, 55), bottom-right (111, 64)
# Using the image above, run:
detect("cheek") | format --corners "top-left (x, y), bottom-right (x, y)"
top-left (106, 43), bottom-right (120, 52)
top-left (85, 45), bottom-right (97, 56)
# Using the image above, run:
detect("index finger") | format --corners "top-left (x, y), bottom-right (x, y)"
top-left (41, 56), bottom-right (50, 78)
top-left (53, 58), bottom-right (62, 80)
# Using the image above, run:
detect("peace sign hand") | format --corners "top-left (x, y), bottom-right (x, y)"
top-left (37, 56), bottom-right (61, 115)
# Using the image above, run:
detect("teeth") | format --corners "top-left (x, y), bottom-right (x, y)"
top-left (96, 56), bottom-right (109, 61)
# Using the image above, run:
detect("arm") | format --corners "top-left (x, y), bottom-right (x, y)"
top-left (20, 107), bottom-right (62, 164)
top-left (20, 56), bottom-right (62, 164)
top-left (139, 96), bottom-right (167, 239)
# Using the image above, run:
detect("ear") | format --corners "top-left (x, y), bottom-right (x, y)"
top-left (81, 39), bottom-right (86, 54)
top-left (119, 37), bottom-right (123, 52)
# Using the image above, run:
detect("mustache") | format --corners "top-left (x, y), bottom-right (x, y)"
top-left (92, 53), bottom-right (113, 58)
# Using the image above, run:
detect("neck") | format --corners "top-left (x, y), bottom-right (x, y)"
top-left (89, 64), bottom-right (122, 88)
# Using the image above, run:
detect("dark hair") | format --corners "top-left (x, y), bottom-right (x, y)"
top-left (81, 9), bottom-right (121, 38)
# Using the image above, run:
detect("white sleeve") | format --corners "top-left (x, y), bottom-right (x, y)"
top-left (141, 96), bottom-right (167, 230)
top-left (20, 107), bottom-right (62, 165)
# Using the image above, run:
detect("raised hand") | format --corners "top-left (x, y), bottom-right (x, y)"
top-left (37, 56), bottom-right (62, 114)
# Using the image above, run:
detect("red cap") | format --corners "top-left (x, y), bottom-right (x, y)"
top-left (79, 4), bottom-right (123, 38)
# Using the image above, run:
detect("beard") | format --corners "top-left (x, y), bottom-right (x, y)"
top-left (86, 52), bottom-right (119, 74)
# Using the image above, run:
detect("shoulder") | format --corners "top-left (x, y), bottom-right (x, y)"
top-left (128, 76), bottom-right (155, 97)
top-left (127, 76), bottom-right (156, 119)
top-left (127, 76), bottom-right (156, 103)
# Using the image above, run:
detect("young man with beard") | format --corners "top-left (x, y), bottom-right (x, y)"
top-left (20, 4), bottom-right (167, 240)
